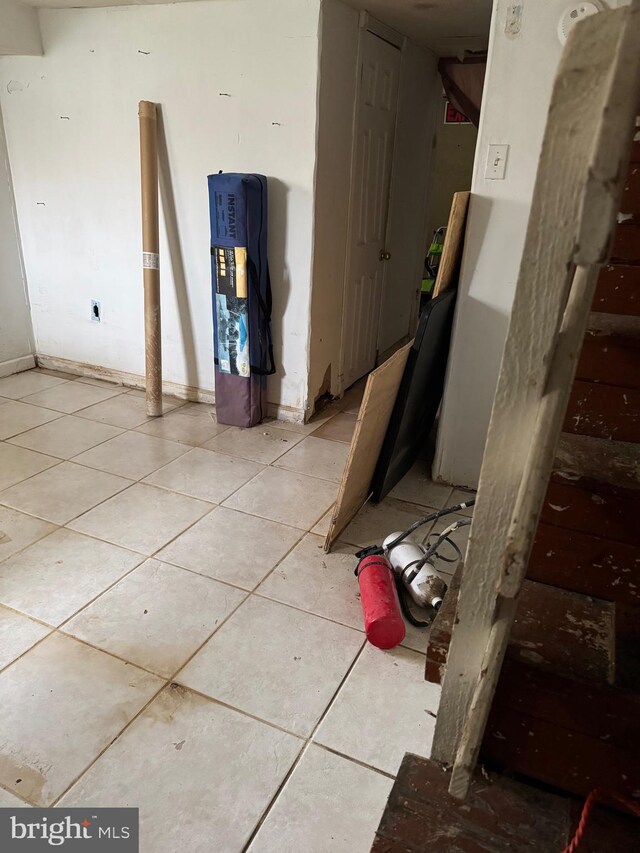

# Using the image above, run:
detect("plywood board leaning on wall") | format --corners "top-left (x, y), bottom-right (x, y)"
top-left (324, 342), bottom-right (412, 551)
top-left (432, 191), bottom-right (470, 299)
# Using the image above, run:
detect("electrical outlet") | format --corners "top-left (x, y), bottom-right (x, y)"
top-left (91, 300), bottom-right (101, 322)
top-left (486, 144), bottom-right (509, 180)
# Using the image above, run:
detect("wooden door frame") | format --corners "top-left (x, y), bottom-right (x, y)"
top-left (336, 13), bottom-right (406, 396)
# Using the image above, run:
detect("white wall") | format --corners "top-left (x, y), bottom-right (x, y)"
top-left (308, 1), bottom-right (439, 407)
top-left (424, 109), bottom-right (477, 245)
top-left (378, 42), bottom-right (439, 354)
top-left (0, 0), bottom-right (320, 415)
top-left (0, 105), bottom-right (34, 374)
top-left (434, 0), bottom-right (580, 488)
top-left (0, 0), bottom-right (43, 57)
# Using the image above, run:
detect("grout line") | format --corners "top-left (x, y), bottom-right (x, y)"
top-left (240, 743), bottom-right (311, 852)
top-left (205, 431), bottom-right (306, 466)
top-left (163, 683), bottom-right (307, 742)
top-left (0, 624), bottom-right (56, 678)
top-left (0, 513), bottom-right (61, 568)
top-left (5, 416), bottom-right (128, 466)
top-left (49, 677), bottom-right (172, 808)
top-left (0, 471), bottom-right (136, 529)
top-left (313, 743), bottom-right (397, 780)
top-left (240, 639), bottom-right (368, 851)
top-left (0, 408), bottom-right (67, 438)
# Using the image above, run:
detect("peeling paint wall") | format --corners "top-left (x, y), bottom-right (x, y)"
top-left (0, 104), bottom-right (34, 373)
top-left (0, 0), bottom-right (320, 414)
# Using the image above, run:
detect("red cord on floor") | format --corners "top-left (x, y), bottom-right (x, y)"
top-left (562, 788), bottom-right (640, 852)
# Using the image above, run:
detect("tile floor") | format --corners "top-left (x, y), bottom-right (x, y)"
top-left (0, 369), bottom-right (475, 852)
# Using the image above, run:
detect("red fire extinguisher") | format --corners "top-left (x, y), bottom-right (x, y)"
top-left (355, 555), bottom-right (406, 649)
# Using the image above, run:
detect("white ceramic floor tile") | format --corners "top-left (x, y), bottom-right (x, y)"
top-left (68, 483), bottom-right (211, 555)
top-left (33, 368), bottom-right (77, 380)
top-left (0, 787), bottom-right (30, 807)
top-left (203, 425), bottom-right (305, 464)
top-left (248, 745), bottom-right (393, 853)
top-left (310, 506), bottom-right (334, 536)
top-left (388, 462), bottom-right (453, 509)
top-left (262, 406), bottom-right (341, 436)
top-left (158, 506), bottom-right (303, 589)
top-left (258, 534), bottom-right (362, 629)
top-left (0, 528), bottom-right (143, 625)
top-left (339, 378), bottom-right (367, 415)
top-left (0, 606), bottom-right (51, 670)
top-left (126, 389), bottom-right (185, 412)
top-left (0, 443), bottom-right (59, 491)
top-left (0, 372), bottom-right (68, 400)
top-left (311, 412), bottom-right (357, 444)
top-left (0, 633), bottom-right (162, 805)
top-left (0, 462), bottom-right (132, 524)
top-left (275, 436), bottom-right (349, 483)
top-left (400, 620), bottom-right (431, 655)
top-left (60, 685), bottom-right (301, 852)
top-left (74, 376), bottom-right (127, 390)
top-left (340, 499), bottom-right (426, 548)
top-left (315, 643), bottom-right (440, 775)
top-left (72, 431), bottom-right (189, 480)
top-left (0, 401), bottom-right (62, 440)
top-left (179, 596), bottom-right (363, 736)
top-left (136, 404), bottom-right (229, 445)
top-left (65, 559), bottom-right (246, 677)
top-left (144, 448), bottom-right (263, 503)
top-left (0, 506), bottom-right (56, 564)
top-left (78, 393), bottom-right (177, 430)
top-left (8, 415), bottom-right (124, 460)
top-left (224, 467), bottom-right (337, 530)
top-left (20, 382), bottom-right (124, 414)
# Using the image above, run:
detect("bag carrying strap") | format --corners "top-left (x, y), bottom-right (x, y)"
top-left (246, 255), bottom-right (276, 376)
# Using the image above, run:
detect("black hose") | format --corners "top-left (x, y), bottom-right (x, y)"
top-left (356, 497), bottom-right (476, 558)
top-left (394, 574), bottom-right (432, 628)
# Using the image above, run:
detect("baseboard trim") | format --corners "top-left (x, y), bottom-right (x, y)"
top-left (35, 354), bottom-right (305, 424)
top-left (0, 354), bottom-right (36, 378)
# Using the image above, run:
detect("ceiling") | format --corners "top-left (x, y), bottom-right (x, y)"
top-left (18, 0), bottom-right (493, 56)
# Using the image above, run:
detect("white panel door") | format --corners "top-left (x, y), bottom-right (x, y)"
top-left (341, 31), bottom-right (401, 389)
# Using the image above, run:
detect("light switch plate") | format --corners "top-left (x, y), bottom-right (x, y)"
top-left (486, 144), bottom-right (509, 180)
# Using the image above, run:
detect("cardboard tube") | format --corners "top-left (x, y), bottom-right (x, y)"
top-left (139, 100), bottom-right (162, 417)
